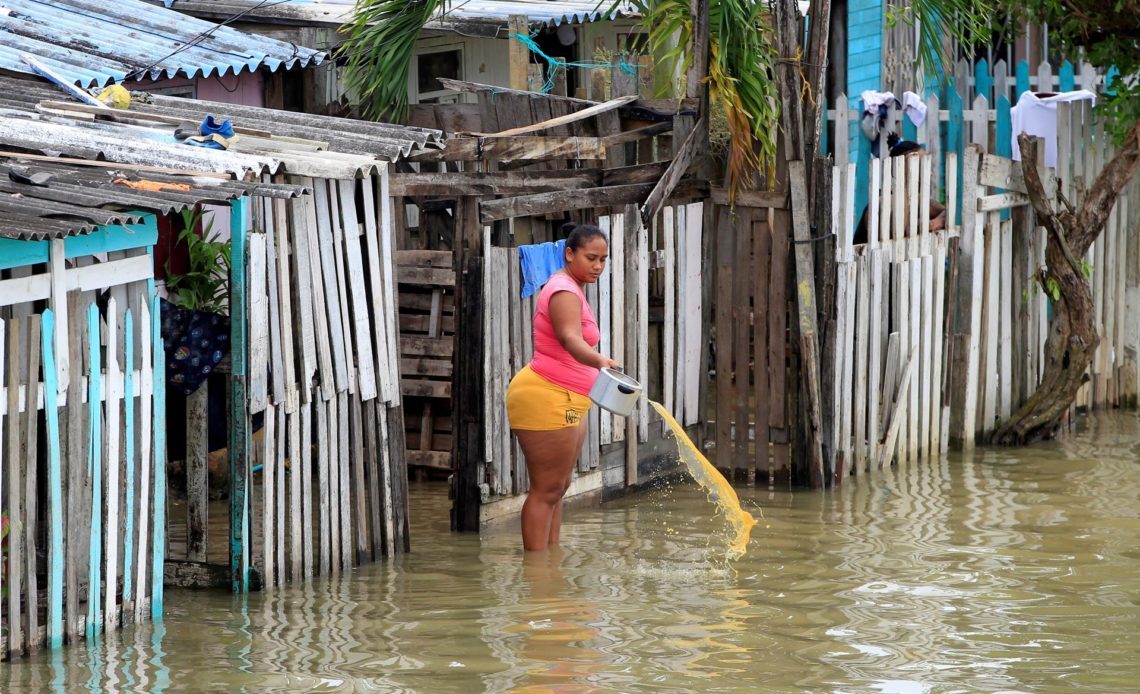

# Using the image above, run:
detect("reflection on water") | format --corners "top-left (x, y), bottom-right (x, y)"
top-left (5, 412), bottom-right (1140, 692)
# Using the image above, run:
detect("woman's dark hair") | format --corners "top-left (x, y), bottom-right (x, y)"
top-left (562, 222), bottom-right (607, 251)
top-left (887, 132), bottom-right (923, 157)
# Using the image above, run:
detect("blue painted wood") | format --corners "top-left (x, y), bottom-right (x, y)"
top-left (996, 96), bottom-right (1013, 221)
top-left (1015, 60), bottom-right (1030, 100)
top-left (1105, 66), bottom-right (1120, 95)
top-left (948, 82), bottom-right (964, 226)
top-left (0, 238), bottom-right (49, 270)
top-left (150, 292), bottom-right (166, 620)
top-left (122, 309), bottom-right (136, 604)
top-left (228, 196), bottom-right (251, 593)
top-left (86, 303), bottom-right (103, 637)
top-left (41, 309), bottom-right (64, 649)
top-left (855, 117), bottom-right (871, 238)
top-left (63, 215), bottom-right (158, 259)
top-left (974, 59), bottom-right (992, 104)
top-left (1058, 60), bottom-right (1075, 92)
top-left (903, 117), bottom-right (917, 142)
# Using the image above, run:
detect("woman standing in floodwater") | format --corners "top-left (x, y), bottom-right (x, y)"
top-left (506, 223), bottom-right (618, 551)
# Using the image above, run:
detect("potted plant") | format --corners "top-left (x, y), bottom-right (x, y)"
top-left (161, 206), bottom-right (232, 397)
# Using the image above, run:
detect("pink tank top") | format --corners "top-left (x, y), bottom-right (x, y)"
top-left (530, 271), bottom-right (601, 396)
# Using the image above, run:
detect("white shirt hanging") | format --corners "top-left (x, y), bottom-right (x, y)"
top-left (1010, 90), bottom-right (1097, 168)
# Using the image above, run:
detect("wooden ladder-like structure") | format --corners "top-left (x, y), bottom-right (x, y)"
top-left (395, 250), bottom-right (456, 475)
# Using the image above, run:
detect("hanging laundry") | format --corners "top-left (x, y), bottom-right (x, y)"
top-left (859, 90), bottom-right (901, 156)
top-left (518, 239), bottom-right (566, 299)
top-left (1010, 90), bottom-right (1097, 168)
top-left (903, 91), bottom-right (928, 127)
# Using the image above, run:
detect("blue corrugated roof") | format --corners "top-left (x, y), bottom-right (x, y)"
top-left (0, 0), bottom-right (327, 88)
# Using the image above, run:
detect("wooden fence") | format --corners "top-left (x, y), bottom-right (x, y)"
top-left (0, 221), bottom-right (163, 656)
top-left (830, 155), bottom-right (955, 477)
top-left (482, 203), bottom-right (706, 499)
top-left (170, 177), bottom-right (410, 592)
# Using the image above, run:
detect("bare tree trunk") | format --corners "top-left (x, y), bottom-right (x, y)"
top-left (994, 124), bottom-right (1140, 444)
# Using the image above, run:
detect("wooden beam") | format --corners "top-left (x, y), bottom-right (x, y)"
top-left (788, 160), bottom-right (826, 487)
top-left (463, 96), bottom-right (638, 138)
top-left (710, 187), bottom-right (789, 209)
top-left (439, 78), bottom-right (594, 105)
top-left (507, 15), bottom-right (530, 91)
top-left (404, 136), bottom-right (606, 162)
top-left (640, 118), bottom-right (702, 226)
top-left (388, 170), bottom-right (597, 196)
top-left (480, 183), bottom-right (654, 223)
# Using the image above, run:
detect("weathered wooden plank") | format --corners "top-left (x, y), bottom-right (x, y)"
top-left (405, 136), bottom-right (607, 162)
top-left (362, 176), bottom-right (394, 403)
top-left (41, 312), bottom-right (64, 648)
top-left (262, 195), bottom-right (288, 407)
top-left (480, 184), bottom-right (654, 223)
top-left (787, 161), bottom-right (826, 486)
top-left (133, 298), bottom-right (152, 624)
top-left (714, 207), bottom-right (733, 469)
top-left (338, 180), bottom-right (379, 401)
top-left (396, 267), bottom-right (457, 287)
top-left (956, 146), bottom-right (985, 447)
top-left (349, 393), bottom-right (369, 564)
top-left (64, 296), bottom-right (86, 641)
top-left (290, 196), bottom-right (318, 397)
top-left (4, 318), bottom-right (19, 652)
top-left (313, 181), bottom-right (351, 394)
top-left (262, 403), bottom-right (276, 587)
top-left (273, 195), bottom-right (299, 412)
top-left (400, 336), bottom-right (454, 358)
top-left (731, 209), bottom-right (751, 471)
top-left (683, 203), bottom-right (703, 427)
top-left (999, 219), bottom-right (1014, 420)
top-left (395, 249), bottom-right (454, 268)
top-left (930, 234), bottom-right (947, 455)
top-left (301, 403), bottom-right (314, 577)
top-left (227, 199), bottom-right (249, 594)
top-left (399, 313), bottom-right (456, 335)
top-left (288, 407), bottom-right (303, 582)
top-left (102, 301), bottom-right (119, 632)
top-left (641, 119), bottom-right (702, 226)
top-left (337, 392), bottom-right (352, 571)
top-left (636, 208), bottom-right (650, 446)
top-left (313, 397), bottom-right (329, 575)
top-left (85, 306), bottom-right (102, 637)
top-left (275, 407), bottom-right (286, 583)
top-left (611, 212), bottom-right (625, 442)
top-left (377, 168), bottom-right (402, 402)
top-left (23, 317), bottom-right (42, 647)
top-left (162, 560), bottom-right (229, 589)
top-left (248, 234), bottom-right (270, 413)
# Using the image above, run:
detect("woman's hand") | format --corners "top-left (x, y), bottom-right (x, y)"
top-left (597, 355), bottom-right (619, 370)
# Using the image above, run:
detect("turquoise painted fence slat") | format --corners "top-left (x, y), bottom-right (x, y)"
top-left (229, 197), bottom-right (251, 593)
top-left (948, 82), bottom-right (964, 225)
top-left (1059, 60), bottom-right (1075, 92)
top-left (1105, 66), bottom-right (1119, 95)
top-left (855, 113), bottom-right (872, 239)
top-left (903, 117), bottom-right (917, 142)
top-left (996, 96), bottom-right (1013, 221)
top-left (86, 304), bottom-right (103, 637)
top-left (123, 309), bottom-right (136, 604)
top-left (975, 59), bottom-right (993, 104)
top-left (42, 309), bottom-right (64, 649)
top-left (150, 293), bottom-right (166, 620)
top-left (63, 216), bottom-right (159, 260)
top-left (1016, 60), bottom-right (1030, 99)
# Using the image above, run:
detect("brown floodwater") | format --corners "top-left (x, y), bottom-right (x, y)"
top-left (6, 412), bottom-right (1140, 693)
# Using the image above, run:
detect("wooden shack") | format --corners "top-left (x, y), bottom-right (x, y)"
top-left (398, 73), bottom-right (709, 528)
top-left (0, 159), bottom-right (303, 656)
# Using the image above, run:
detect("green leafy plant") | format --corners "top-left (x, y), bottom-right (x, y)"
top-left (340, 0), bottom-right (445, 122)
top-left (166, 207), bottom-right (231, 315)
top-left (613, 0), bottom-right (780, 198)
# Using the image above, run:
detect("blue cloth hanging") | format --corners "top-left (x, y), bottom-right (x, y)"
top-left (518, 239), bottom-right (566, 298)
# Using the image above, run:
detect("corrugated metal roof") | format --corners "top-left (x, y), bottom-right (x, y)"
top-left (0, 159), bottom-right (307, 240)
top-left (145, 0), bottom-right (635, 29)
top-left (0, 0), bottom-right (327, 89)
top-left (0, 76), bottom-right (443, 179)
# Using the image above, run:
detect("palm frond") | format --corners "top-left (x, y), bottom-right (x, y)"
top-left (339, 0), bottom-right (445, 122)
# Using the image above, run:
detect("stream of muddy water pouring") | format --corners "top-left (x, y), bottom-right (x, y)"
top-left (649, 401), bottom-right (757, 559)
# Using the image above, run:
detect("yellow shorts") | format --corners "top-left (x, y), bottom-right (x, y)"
top-left (506, 365), bottom-right (592, 431)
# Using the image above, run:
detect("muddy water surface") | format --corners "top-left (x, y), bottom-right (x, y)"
top-left (6, 413), bottom-right (1140, 692)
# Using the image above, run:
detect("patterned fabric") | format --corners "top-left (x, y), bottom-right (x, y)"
top-left (160, 298), bottom-right (229, 396)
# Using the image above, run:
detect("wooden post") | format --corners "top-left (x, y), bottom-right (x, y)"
top-left (186, 386), bottom-right (208, 562)
top-left (508, 17), bottom-right (531, 102)
top-left (229, 196), bottom-right (251, 592)
top-left (453, 195), bottom-right (484, 531)
top-left (788, 162), bottom-right (827, 487)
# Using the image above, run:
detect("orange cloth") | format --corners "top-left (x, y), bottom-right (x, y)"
top-left (113, 178), bottom-right (191, 192)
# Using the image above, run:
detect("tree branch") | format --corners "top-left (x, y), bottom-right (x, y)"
top-left (1017, 133), bottom-right (1084, 280)
top-left (1072, 120), bottom-right (1140, 252)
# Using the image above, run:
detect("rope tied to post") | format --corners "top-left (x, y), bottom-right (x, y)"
top-left (508, 32), bottom-right (639, 94)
